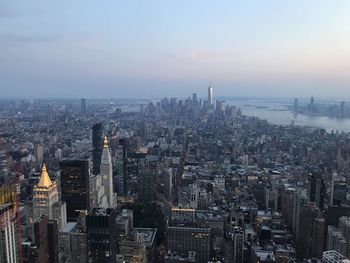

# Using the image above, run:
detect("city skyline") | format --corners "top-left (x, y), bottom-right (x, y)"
top-left (1, 1), bottom-right (350, 98)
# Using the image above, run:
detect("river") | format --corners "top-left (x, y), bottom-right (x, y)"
top-left (225, 97), bottom-right (350, 133)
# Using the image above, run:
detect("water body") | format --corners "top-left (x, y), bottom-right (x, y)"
top-left (225, 98), bottom-right (350, 133)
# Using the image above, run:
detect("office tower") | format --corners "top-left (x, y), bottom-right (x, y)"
top-left (310, 96), bottom-right (315, 113)
top-left (47, 220), bottom-right (59, 263)
top-left (327, 225), bottom-right (347, 256)
top-left (60, 160), bottom-right (90, 221)
top-left (115, 138), bottom-right (127, 195)
top-left (116, 209), bottom-right (134, 243)
top-left (312, 216), bottom-right (326, 258)
top-left (24, 216), bottom-right (50, 263)
top-left (340, 101), bottom-right (345, 117)
top-left (87, 208), bottom-right (118, 263)
top-left (162, 168), bottom-right (172, 202)
top-left (219, 100), bottom-right (225, 112)
top-left (208, 85), bottom-right (213, 106)
top-left (339, 216), bottom-right (350, 256)
top-left (233, 227), bottom-right (244, 263)
top-left (33, 164), bottom-right (59, 221)
top-left (116, 108), bottom-right (122, 118)
top-left (92, 123), bottom-right (103, 175)
top-left (311, 96), bottom-right (315, 106)
top-left (293, 98), bottom-right (299, 113)
top-left (81, 98), bottom-right (86, 114)
top-left (264, 187), bottom-right (278, 211)
top-left (167, 225), bottom-right (211, 263)
top-left (58, 217), bottom-right (88, 263)
top-left (139, 122), bottom-right (149, 139)
top-left (308, 172), bottom-right (325, 209)
top-left (192, 93), bottom-right (198, 105)
top-left (297, 203), bottom-right (325, 259)
top-left (138, 169), bottom-right (155, 203)
top-left (100, 137), bottom-right (117, 208)
top-left (332, 182), bottom-right (347, 206)
top-left (89, 173), bottom-right (108, 208)
top-left (0, 203), bottom-right (20, 263)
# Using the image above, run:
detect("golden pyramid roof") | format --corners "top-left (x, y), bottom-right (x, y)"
top-left (37, 163), bottom-right (53, 188)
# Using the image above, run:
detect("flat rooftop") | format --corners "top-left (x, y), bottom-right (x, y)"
top-left (134, 228), bottom-right (157, 248)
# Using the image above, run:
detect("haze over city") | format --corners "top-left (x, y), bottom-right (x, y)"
top-left (1, 0), bottom-right (350, 98)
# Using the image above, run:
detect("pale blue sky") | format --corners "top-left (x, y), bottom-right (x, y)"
top-left (1, 0), bottom-right (350, 98)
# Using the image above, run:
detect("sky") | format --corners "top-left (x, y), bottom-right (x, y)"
top-left (1, 0), bottom-right (350, 99)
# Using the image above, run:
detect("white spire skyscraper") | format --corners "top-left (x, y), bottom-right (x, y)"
top-left (208, 85), bottom-right (213, 106)
top-left (100, 137), bottom-right (117, 208)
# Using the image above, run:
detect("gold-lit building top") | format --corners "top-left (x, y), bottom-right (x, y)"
top-left (36, 163), bottom-right (53, 188)
top-left (103, 136), bottom-right (109, 148)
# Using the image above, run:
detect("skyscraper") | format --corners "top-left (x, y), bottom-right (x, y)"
top-left (162, 168), bottom-right (172, 202)
top-left (167, 225), bottom-right (211, 263)
top-left (192, 93), bottom-right (198, 105)
top-left (92, 123), bottom-right (103, 175)
top-left (208, 86), bottom-right (213, 106)
top-left (340, 101), bottom-right (345, 118)
top-left (33, 216), bottom-right (50, 263)
top-left (33, 164), bottom-right (59, 221)
top-left (81, 98), bottom-right (86, 114)
top-left (60, 160), bottom-right (90, 221)
top-left (115, 138), bottom-right (128, 195)
top-left (297, 202), bottom-right (325, 259)
top-left (100, 137), bottom-right (117, 208)
top-left (87, 208), bottom-right (118, 263)
top-left (310, 96), bottom-right (315, 113)
top-left (308, 171), bottom-right (325, 209)
top-left (0, 183), bottom-right (20, 263)
top-left (0, 203), bottom-right (20, 263)
top-left (233, 227), bottom-right (244, 263)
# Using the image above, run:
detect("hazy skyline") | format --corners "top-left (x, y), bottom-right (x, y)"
top-left (1, 0), bottom-right (350, 99)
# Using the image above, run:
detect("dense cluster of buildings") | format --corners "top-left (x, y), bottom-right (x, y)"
top-left (292, 97), bottom-right (349, 118)
top-left (0, 87), bottom-right (350, 262)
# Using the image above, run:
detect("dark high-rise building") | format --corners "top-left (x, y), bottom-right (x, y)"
top-left (233, 227), bottom-right (244, 263)
top-left (92, 123), bottom-right (103, 175)
top-left (167, 225), bottom-right (211, 263)
top-left (297, 203), bottom-right (325, 259)
top-left (308, 171), bottom-right (325, 209)
top-left (162, 168), bottom-right (172, 202)
top-left (311, 216), bottom-right (326, 258)
top-left (87, 208), bottom-right (118, 263)
top-left (60, 160), bottom-right (90, 221)
top-left (23, 216), bottom-right (50, 263)
top-left (33, 216), bottom-right (49, 263)
top-left (81, 98), bottom-right (86, 114)
top-left (192, 93), bottom-right (198, 105)
top-left (115, 138), bottom-right (128, 195)
top-left (310, 96), bottom-right (315, 113)
top-left (47, 220), bottom-right (59, 263)
top-left (340, 101), bottom-right (345, 117)
top-left (332, 182), bottom-right (347, 205)
top-left (311, 96), bottom-right (315, 106)
top-left (327, 205), bottom-right (350, 227)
